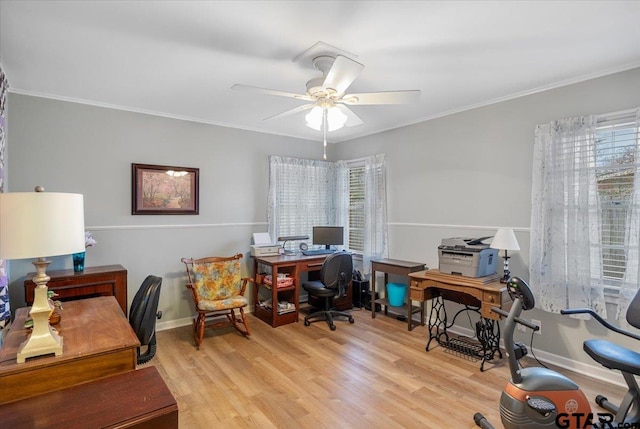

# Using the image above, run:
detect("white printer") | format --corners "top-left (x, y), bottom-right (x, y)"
top-left (438, 237), bottom-right (497, 278)
top-left (250, 233), bottom-right (282, 257)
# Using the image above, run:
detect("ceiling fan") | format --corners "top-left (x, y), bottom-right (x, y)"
top-left (231, 51), bottom-right (420, 158)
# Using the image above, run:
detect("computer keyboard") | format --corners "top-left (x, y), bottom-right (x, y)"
top-left (301, 249), bottom-right (336, 256)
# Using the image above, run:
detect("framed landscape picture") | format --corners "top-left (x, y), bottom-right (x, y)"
top-left (132, 163), bottom-right (199, 215)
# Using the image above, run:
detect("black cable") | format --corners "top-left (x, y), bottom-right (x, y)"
top-left (524, 328), bottom-right (548, 369)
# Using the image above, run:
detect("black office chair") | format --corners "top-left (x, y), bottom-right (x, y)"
top-left (302, 252), bottom-right (354, 331)
top-left (129, 275), bottom-right (163, 365)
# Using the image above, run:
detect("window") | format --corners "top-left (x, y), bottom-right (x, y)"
top-left (530, 109), bottom-right (639, 319)
top-left (347, 163), bottom-right (365, 252)
top-left (269, 154), bottom-right (388, 272)
top-left (268, 156), bottom-right (336, 253)
top-left (596, 116), bottom-right (638, 291)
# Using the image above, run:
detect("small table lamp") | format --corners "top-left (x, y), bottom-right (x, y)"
top-left (0, 187), bottom-right (85, 363)
top-left (490, 228), bottom-right (520, 284)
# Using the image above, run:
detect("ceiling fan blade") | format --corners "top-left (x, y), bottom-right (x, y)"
top-left (231, 84), bottom-right (314, 102)
top-left (263, 103), bottom-right (314, 121)
top-left (341, 90), bottom-right (421, 105)
top-left (336, 104), bottom-right (364, 128)
top-left (322, 55), bottom-right (364, 95)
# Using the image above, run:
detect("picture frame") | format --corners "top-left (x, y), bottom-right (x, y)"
top-left (131, 163), bottom-right (199, 215)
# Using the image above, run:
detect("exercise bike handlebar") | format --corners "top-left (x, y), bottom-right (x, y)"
top-left (561, 308), bottom-right (640, 342)
top-left (491, 306), bottom-right (540, 331)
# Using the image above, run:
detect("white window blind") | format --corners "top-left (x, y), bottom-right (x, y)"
top-left (347, 164), bottom-right (365, 252)
top-left (596, 114), bottom-right (639, 290)
top-left (268, 157), bottom-right (336, 252)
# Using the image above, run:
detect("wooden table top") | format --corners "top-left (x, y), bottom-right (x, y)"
top-left (0, 296), bottom-right (139, 374)
top-left (409, 269), bottom-right (504, 292)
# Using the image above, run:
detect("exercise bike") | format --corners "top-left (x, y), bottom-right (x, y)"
top-left (474, 277), bottom-right (640, 429)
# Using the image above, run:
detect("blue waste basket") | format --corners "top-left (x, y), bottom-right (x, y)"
top-left (387, 282), bottom-right (407, 307)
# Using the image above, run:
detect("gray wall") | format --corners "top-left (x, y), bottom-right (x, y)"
top-left (5, 67), bottom-right (640, 381)
top-left (335, 67), bottom-right (640, 376)
top-left (5, 94), bottom-right (330, 328)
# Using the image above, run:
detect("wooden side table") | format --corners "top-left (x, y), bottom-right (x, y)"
top-left (370, 258), bottom-right (427, 331)
top-left (24, 264), bottom-right (128, 316)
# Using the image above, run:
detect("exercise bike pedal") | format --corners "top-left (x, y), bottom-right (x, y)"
top-left (526, 396), bottom-right (556, 416)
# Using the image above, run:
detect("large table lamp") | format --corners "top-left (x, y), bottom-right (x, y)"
top-left (0, 187), bottom-right (85, 363)
top-left (490, 228), bottom-right (520, 284)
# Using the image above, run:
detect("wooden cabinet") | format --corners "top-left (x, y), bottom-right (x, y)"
top-left (24, 264), bottom-right (128, 316)
top-left (253, 254), bottom-right (329, 327)
top-left (0, 296), bottom-right (139, 404)
top-left (0, 366), bottom-right (178, 428)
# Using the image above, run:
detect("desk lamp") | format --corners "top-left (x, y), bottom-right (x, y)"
top-left (0, 187), bottom-right (85, 363)
top-left (277, 235), bottom-right (309, 255)
top-left (490, 228), bottom-right (520, 284)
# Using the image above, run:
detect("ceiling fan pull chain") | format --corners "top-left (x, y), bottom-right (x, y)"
top-left (323, 108), bottom-right (328, 160)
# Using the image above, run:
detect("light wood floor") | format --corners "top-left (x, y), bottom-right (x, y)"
top-left (151, 308), bottom-right (625, 428)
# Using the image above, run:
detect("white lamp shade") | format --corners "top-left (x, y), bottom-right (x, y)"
top-left (305, 106), bottom-right (347, 131)
top-left (490, 228), bottom-right (520, 251)
top-left (0, 192), bottom-right (85, 260)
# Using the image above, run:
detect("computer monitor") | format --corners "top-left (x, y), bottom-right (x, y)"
top-left (312, 226), bottom-right (344, 249)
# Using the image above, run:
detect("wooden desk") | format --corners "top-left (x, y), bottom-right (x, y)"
top-left (0, 366), bottom-right (178, 428)
top-left (370, 258), bottom-right (427, 331)
top-left (24, 264), bottom-right (128, 316)
top-left (0, 296), bottom-right (140, 403)
top-left (253, 253), bottom-right (352, 327)
top-left (408, 269), bottom-right (508, 370)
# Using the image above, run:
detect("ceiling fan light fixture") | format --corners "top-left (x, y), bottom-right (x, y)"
top-left (305, 106), bottom-right (347, 131)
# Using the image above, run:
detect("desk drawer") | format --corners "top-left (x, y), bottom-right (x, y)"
top-left (299, 260), bottom-right (324, 272)
top-left (482, 291), bottom-right (503, 320)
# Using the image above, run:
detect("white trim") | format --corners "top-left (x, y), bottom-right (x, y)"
top-left (10, 61), bottom-right (640, 144)
top-left (389, 222), bottom-right (530, 233)
top-left (7, 88), bottom-right (321, 143)
top-left (86, 221), bottom-right (266, 231)
top-left (448, 325), bottom-right (625, 388)
top-left (156, 317), bottom-right (193, 332)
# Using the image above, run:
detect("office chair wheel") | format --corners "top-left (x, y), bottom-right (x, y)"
top-left (330, 324), bottom-right (336, 331)
top-left (349, 316), bottom-right (354, 323)
top-left (304, 320), bottom-right (311, 326)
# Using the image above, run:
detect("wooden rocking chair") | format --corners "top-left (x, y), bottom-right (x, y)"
top-left (181, 254), bottom-right (251, 348)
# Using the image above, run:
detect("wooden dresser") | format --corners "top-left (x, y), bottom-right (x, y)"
top-left (0, 366), bottom-right (178, 428)
top-left (24, 264), bottom-right (128, 316)
top-left (0, 296), bottom-right (139, 403)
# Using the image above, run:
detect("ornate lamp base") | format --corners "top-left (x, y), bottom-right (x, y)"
top-left (16, 259), bottom-right (64, 363)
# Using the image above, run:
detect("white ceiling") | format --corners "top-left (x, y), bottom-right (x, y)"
top-left (1, 1), bottom-right (640, 143)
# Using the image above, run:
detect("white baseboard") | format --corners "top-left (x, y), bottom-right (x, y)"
top-left (156, 317), bottom-right (193, 331)
top-left (448, 325), bottom-right (626, 388)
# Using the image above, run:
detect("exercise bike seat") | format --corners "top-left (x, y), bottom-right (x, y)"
top-left (584, 339), bottom-right (640, 376)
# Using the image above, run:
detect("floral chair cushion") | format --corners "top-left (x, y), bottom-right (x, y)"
top-left (191, 259), bottom-right (243, 302)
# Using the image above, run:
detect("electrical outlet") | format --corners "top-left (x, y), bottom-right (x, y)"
top-left (516, 323), bottom-right (527, 333)
top-left (530, 319), bottom-right (542, 335)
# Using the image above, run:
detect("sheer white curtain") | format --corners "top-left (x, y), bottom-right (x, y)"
top-left (268, 156), bottom-right (336, 250)
top-left (362, 154), bottom-right (388, 275)
top-left (530, 116), bottom-right (607, 317)
top-left (616, 110), bottom-right (640, 327)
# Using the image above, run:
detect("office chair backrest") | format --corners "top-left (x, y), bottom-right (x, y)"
top-left (627, 288), bottom-right (640, 330)
top-left (320, 252), bottom-right (353, 292)
top-left (129, 275), bottom-right (162, 353)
